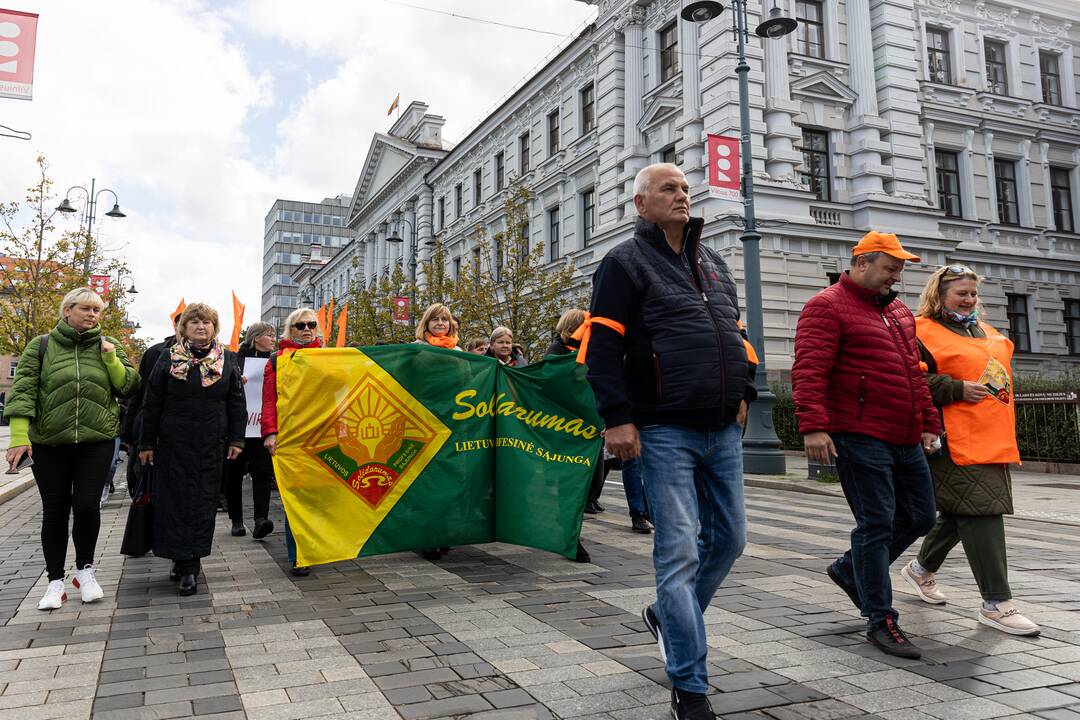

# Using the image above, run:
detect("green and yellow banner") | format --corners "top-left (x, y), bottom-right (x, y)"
top-left (271, 346), bottom-right (603, 566)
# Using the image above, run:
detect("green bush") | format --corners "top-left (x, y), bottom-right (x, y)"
top-left (770, 375), bottom-right (1080, 462)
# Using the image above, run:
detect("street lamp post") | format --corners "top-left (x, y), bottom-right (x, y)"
top-left (681, 0), bottom-right (797, 474)
top-left (56, 178), bottom-right (127, 274)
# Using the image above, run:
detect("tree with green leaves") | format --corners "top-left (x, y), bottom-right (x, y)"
top-left (0, 155), bottom-right (143, 359)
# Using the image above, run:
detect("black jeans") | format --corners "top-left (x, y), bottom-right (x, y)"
top-left (31, 440), bottom-right (115, 581)
top-left (830, 433), bottom-right (936, 630)
top-left (225, 438), bottom-right (274, 523)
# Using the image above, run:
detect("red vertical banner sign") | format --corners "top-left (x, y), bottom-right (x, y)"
top-left (707, 134), bottom-right (742, 201)
top-left (229, 291), bottom-right (245, 352)
top-left (88, 275), bottom-right (110, 298)
top-left (0, 9), bottom-right (39, 101)
top-left (335, 304), bottom-right (349, 348)
top-left (392, 296), bottom-right (411, 325)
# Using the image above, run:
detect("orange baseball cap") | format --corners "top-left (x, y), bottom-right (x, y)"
top-left (851, 231), bottom-right (920, 262)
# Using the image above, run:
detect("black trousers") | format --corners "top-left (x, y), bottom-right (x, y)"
top-left (31, 440), bottom-right (115, 581)
top-left (225, 438), bottom-right (275, 523)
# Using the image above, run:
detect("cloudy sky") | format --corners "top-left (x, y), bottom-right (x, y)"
top-left (0, 0), bottom-right (596, 341)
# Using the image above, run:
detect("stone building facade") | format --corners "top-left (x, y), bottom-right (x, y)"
top-left (299, 0), bottom-right (1080, 375)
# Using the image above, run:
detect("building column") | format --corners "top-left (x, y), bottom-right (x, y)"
top-left (376, 225), bottom-right (388, 280)
top-left (846, 0), bottom-right (888, 198)
top-left (405, 203), bottom-right (418, 280)
top-left (762, 18), bottom-right (802, 182)
top-left (676, 7), bottom-right (705, 188)
top-left (1071, 149), bottom-right (1080, 231)
top-left (960, 129), bottom-right (977, 221)
top-left (1038, 142), bottom-right (1052, 229)
top-left (985, 132), bottom-right (998, 224)
top-left (617, 6), bottom-right (648, 218)
top-left (415, 186), bottom-right (433, 285)
top-left (923, 122), bottom-right (938, 208)
top-left (1018, 139), bottom-right (1034, 227)
top-left (364, 236), bottom-right (375, 287)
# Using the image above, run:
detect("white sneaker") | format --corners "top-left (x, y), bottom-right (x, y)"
top-left (979, 601), bottom-right (1040, 636)
top-left (37, 579), bottom-right (67, 610)
top-left (901, 561), bottom-right (947, 605)
top-left (72, 565), bottom-right (104, 603)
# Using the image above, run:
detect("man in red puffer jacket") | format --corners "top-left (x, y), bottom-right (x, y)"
top-left (793, 231), bottom-right (942, 660)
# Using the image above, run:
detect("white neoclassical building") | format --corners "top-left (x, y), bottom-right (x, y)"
top-left (293, 0), bottom-right (1080, 376)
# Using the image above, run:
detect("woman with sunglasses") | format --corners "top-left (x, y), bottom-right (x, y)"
top-left (900, 265), bottom-right (1039, 636)
top-left (261, 308), bottom-right (323, 576)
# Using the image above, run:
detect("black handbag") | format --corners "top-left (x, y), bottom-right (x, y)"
top-left (120, 461), bottom-right (154, 557)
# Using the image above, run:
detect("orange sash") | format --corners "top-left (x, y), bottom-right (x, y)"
top-left (571, 313), bottom-right (626, 363)
top-left (737, 320), bottom-right (759, 365)
top-left (915, 317), bottom-right (1019, 466)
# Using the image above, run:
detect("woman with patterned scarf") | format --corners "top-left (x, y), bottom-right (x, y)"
top-left (900, 265), bottom-right (1039, 636)
top-left (139, 303), bottom-right (245, 596)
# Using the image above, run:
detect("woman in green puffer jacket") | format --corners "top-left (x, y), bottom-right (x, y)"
top-left (3, 287), bottom-right (139, 611)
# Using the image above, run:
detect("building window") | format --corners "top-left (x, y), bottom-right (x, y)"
top-left (472, 246), bottom-right (481, 274)
top-left (935, 150), bottom-right (962, 218)
top-left (519, 132), bottom-right (531, 174)
top-left (455, 183), bottom-right (463, 217)
top-left (1006, 293), bottom-right (1031, 352)
top-left (795, 0), bottom-right (825, 58)
top-left (547, 110), bottom-right (560, 155)
top-left (581, 189), bottom-right (596, 246)
top-left (495, 152), bottom-right (505, 193)
top-left (1050, 167), bottom-right (1074, 233)
top-left (519, 219), bottom-right (530, 260)
top-left (438, 197), bottom-right (445, 229)
top-left (548, 207), bottom-right (561, 261)
top-left (994, 159), bottom-right (1019, 225)
top-left (1040, 51), bottom-right (1062, 106)
top-left (452, 256), bottom-right (461, 279)
top-left (1065, 299), bottom-right (1080, 355)
top-left (661, 145), bottom-right (677, 165)
top-left (580, 83), bottom-right (595, 134)
top-left (926, 26), bottom-right (952, 84)
top-left (827, 272), bottom-right (841, 286)
top-left (7, 361), bottom-right (16, 379)
top-left (659, 21), bottom-right (679, 82)
top-left (473, 169), bottom-right (482, 205)
top-left (984, 40), bottom-right (1009, 95)
top-left (494, 234), bottom-right (503, 281)
top-left (800, 129), bottom-right (831, 202)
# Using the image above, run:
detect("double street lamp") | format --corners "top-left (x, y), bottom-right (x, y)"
top-left (681, 0), bottom-right (798, 474)
top-left (56, 178), bottom-right (127, 274)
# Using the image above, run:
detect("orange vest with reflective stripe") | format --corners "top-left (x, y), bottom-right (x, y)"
top-left (915, 317), bottom-right (1019, 466)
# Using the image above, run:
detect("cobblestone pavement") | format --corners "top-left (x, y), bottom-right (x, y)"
top-left (2, 468), bottom-right (1080, 720)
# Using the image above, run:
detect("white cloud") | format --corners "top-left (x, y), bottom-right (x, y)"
top-left (0, 0), bottom-right (595, 343)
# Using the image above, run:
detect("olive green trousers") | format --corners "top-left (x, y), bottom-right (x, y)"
top-left (917, 513), bottom-right (1011, 602)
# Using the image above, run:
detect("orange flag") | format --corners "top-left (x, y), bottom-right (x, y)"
top-left (229, 291), bottom-right (245, 352)
top-left (335, 304), bottom-right (349, 347)
top-left (326, 298), bottom-right (336, 344)
top-left (170, 298), bottom-right (186, 325)
top-left (316, 304), bottom-right (328, 339)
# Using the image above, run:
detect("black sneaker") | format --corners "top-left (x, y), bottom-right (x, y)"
top-left (631, 514), bottom-right (653, 534)
top-left (670, 688), bottom-right (714, 719)
top-left (584, 500), bottom-right (604, 515)
top-left (252, 518), bottom-right (274, 539)
top-left (827, 562), bottom-right (861, 611)
top-left (868, 617), bottom-right (922, 659)
top-left (291, 564), bottom-right (310, 577)
top-left (641, 604), bottom-right (667, 663)
top-left (574, 542), bottom-right (591, 563)
top-left (231, 521), bottom-right (246, 537)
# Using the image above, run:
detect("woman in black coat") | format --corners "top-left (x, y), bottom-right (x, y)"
top-left (139, 304), bottom-right (245, 595)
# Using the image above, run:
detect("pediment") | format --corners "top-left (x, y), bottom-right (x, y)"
top-left (791, 72), bottom-right (858, 107)
top-left (348, 134), bottom-right (417, 217)
top-left (639, 94), bottom-right (682, 132)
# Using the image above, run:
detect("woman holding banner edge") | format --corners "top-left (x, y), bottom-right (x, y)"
top-left (262, 307), bottom-right (324, 576)
top-left (225, 322), bottom-right (277, 539)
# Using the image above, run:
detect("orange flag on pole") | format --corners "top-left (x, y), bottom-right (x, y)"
top-left (335, 303), bottom-right (349, 347)
top-left (170, 298), bottom-right (186, 325)
top-left (316, 304), bottom-right (328, 340)
top-left (229, 291), bottom-right (245, 352)
top-left (326, 298), bottom-right (336, 344)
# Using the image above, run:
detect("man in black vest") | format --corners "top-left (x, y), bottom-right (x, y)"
top-left (583, 163), bottom-right (755, 720)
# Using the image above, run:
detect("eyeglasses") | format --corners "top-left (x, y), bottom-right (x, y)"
top-left (292, 321), bottom-right (318, 330)
top-left (944, 264), bottom-right (974, 276)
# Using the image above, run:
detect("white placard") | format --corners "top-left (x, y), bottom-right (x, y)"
top-left (244, 361), bottom-right (266, 438)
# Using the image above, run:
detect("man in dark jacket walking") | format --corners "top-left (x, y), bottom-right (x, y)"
top-left (792, 231), bottom-right (942, 659)
top-left (583, 163), bottom-right (754, 720)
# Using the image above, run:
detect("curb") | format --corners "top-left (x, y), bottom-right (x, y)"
top-left (745, 477), bottom-right (842, 498)
top-left (0, 474), bottom-right (35, 505)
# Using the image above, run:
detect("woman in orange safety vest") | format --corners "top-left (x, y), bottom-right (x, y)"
top-left (899, 264), bottom-right (1038, 636)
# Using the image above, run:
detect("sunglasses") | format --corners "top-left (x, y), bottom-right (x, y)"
top-left (292, 321), bottom-right (318, 330)
top-left (944, 264), bottom-right (975, 276)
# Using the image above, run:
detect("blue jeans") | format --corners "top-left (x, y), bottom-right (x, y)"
top-left (285, 516), bottom-right (297, 564)
top-left (621, 457), bottom-right (647, 516)
top-left (638, 423), bottom-right (746, 694)
top-left (830, 433), bottom-right (936, 631)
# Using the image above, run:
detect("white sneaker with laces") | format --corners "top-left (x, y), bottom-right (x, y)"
top-left (72, 565), bottom-right (104, 603)
top-left (901, 560), bottom-right (946, 605)
top-left (979, 601), bottom-right (1040, 636)
top-left (37, 579), bottom-right (67, 610)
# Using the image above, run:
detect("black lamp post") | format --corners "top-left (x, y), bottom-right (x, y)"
top-left (56, 178), bottom-right (127, 274)
top-left (681, 0), bottom-right (797, 474)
